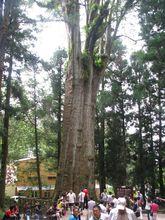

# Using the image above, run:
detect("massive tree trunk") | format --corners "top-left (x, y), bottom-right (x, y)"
top-left (55, 0), bottom-right (136, 196)
top-left (55, 41), bottom-right (101, 196)
top-left (55, 1), bottom-right (102, 196)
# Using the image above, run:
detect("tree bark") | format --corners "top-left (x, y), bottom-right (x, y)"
top-left (157, 71), bottom-right (164, 196)
top-left (0, 52), bottom-right (12, 208)
top-left (97, 79), bottom-right (106, 193)
top-left (55, 0), bottom-right (102, 195)
top-left (57, 63), bottom-right (62, 167)
top-left (0, 0), bottom-right (13, 109)
top-left (33, 75), bottom-right (42, 198)
top-left (56, 53), bottom-right (102, 196)
top-left (137, 101), bottom-right (145, 198)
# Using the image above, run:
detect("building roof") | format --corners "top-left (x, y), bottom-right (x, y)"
top-left (17, 185), bottom-right (55, 191)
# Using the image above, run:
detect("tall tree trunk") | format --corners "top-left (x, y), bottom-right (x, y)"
top-left (34, 76), bottom-right (42, 198)
top-left (0, 0), bottom-right (5, 108)
top-left (148, 94), bottom-right (156, 196)
top-left (157, 72), bottom-right (164, 196)
top-left (56, 56), bottom-right (101, 195)
top-left (55, 3), bottom-right (102, 193)
top-left (137, 101), bottom-right (145, 198)
top-left (0, 53), bottom-right (12, 208)
top-left (57, 63), bottom-right (62, 167)
top-left (98, 79), bottom-right (106, 193)
top-left (121, 93), bottom-right (127, 185)
top-left (0, 0), bottom-right (13, 109)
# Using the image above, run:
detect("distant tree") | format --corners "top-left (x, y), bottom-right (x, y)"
top-left (139, 0), bottom-right (165, 196)
top-left (95, 78), bottom-right (106, 193)
top-left (105, 44), bottom-right (130, 191)
top-left (0, 0), bottom-right (38, 207)
top-left (50, 49), bottom-right (67, 166)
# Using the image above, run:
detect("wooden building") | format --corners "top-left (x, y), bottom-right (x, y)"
top-left (15, 157), bottom-right (56, 198)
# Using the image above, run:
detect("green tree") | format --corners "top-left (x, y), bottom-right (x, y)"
top-left (139, 0), bottom-right (165, 196)
top-left (105, 45), bottom-right (130, 191)
top-left (0, 0), bottom-right (38, 207)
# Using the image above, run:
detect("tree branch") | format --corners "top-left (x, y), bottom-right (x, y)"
top-left (85, 0), bottom-right (109, 53)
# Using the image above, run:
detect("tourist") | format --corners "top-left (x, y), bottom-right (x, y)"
top-left (34, 202), bottom-right (42, 220)
top-left (87, 197), bottom-right (96, 218)
top-left (112, 195), bottom-right (118, 208)
top-left (150, 200), bottom-right (159, 220)
top-left (109, 197), bottom-right (136, 220)
top-left (83, 188), bottom-right (89, 209)
top-left (4, 205), bottom-right (17, 219)
top-left (99, 200), bottom-right (107, 213)
top-left (69, 206), bottom-right (81, 220)
top-left (67, 190), bottom-right (76, 212)
top-left (89, 205), bottom-right (109, 220)
top-left (78, 190), bottom-right (85, 211)
top-left (145, 197), bottom-right (152, 220)
top-left (100, 189), bottom-right (108, 206)
top-left (24, 202), bottom-right (31, 220)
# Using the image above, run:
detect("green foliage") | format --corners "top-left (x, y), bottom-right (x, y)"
top-left (81, 51), bottom-right (90, 80)
top-left (93, 54), bottom-right (105, 69)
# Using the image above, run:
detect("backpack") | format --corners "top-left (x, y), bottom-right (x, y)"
top-left (135, 209), bottom-right (140, 218)
top-left (133, 203), bottom-right (140, 218)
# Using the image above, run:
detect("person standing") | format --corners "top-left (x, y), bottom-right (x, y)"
top-left (100, 189), bottom-right (108, 206)
top-left (87, 198), bottom-right (96, 218)
top-left (83, 188), bottom-right (89, 209)
top-left (89, 205), bottom-right (109, 220)
top-left (34, 202), bottom-right (42, 220)
top-left (150, 200), bottom-right (159, 220)
top-left (67, 190), bottom-right (76, 212)
top-left (112, 195), bottom-right (118, 208)
top-left (145, 197), bottom-right (152, 220)
top-left (24, 202), bottom-right (31, 220)
top-left (78, 190), bottom-right (85, 211)
top-left (98, 201), bottom-right (107, 213)
top-left (69, 206), bottom-right (81, 220)
top-left (109, 197), bottom-right (136, 220)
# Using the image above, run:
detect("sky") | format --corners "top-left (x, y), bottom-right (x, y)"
top-left (31, 4), bottom-right (144, 61)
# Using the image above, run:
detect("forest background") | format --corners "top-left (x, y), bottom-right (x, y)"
top-left (0, 0), bottom-right (164, 208)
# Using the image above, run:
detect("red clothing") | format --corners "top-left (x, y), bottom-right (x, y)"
top-left (5, 209), bottom-right (15, 217)
top-left (83, 188), bottom-right (89, 197)
top-left (14, 205), bottom-right (19, 215)
top-left (151, 203), bottom-right (159, 213)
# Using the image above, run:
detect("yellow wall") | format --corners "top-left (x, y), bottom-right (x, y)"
top-left (16, 157), bottom-right (56, 188)
top-left (5, 184), bottom-right (16, 197)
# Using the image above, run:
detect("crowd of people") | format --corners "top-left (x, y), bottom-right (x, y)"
top-left (1, 188), bottom-right (163, 220)
top-left (66, 190), bottom-right (164, 220)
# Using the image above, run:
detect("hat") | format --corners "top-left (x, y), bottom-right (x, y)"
top-left (117, 197), bottom-right (126, 210)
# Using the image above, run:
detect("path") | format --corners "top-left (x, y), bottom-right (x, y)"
top-left (62, 210), bottom-right (165, 220)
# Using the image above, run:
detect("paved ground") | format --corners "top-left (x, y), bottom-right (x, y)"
top-left (63, 210), bottom-right (165, 220)
top-left (143, 213), bottom-right (164, 220)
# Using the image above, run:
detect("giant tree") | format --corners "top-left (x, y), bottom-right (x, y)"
top-left (51, 0), bottom-right (139, 196)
